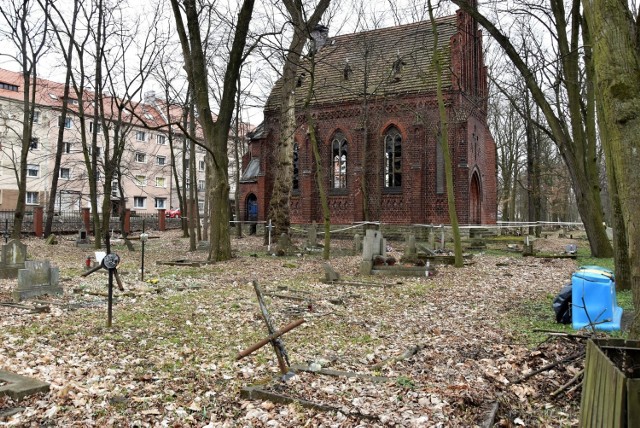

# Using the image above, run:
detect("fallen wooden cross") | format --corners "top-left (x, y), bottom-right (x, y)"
top-left (239, 281), bottom-right (305, 375)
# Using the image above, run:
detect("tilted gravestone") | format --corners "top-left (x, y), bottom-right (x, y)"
top-left (13, 260), bottom-right (62, 302)
top-left (0, 239), bottom-right (27, 279)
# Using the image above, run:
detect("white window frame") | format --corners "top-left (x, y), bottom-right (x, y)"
top-left (135, 175), bottom-right (147, 186)
top-left (30, 137), bottom-right (39, 150)
top-left (156, 134), bottom-right (166, 145)
top-left (27, 164), bottom-right (39, 177)
top-left (90, 121), bottom-right (102, 134)
top-left (59, 116), bottom-right (72, 129)
top-left (63, 142), bottom-right (72, 154)
top-left (199, 160), bottom-right (205, 171)
top-left (156, 155), bottom-right (166, 166)
top-left (155, 176), bottom-right (166, 188)
top-left (198, 180), bottom-right (205, 191)
top-left (135, 130), bottom-right (147, 141)
top-left (133, 196), bottom-right (146, 209)
top-left (155, 197), bottom-right (167, 209)
top-left (135, 152), bottom-right (147, 163)
top-left (32, 111), bottom-right (40, 124)
top-left (26, 191), bottom-right (39, 205)
top-left (60, 168), bottom-right (71, 179)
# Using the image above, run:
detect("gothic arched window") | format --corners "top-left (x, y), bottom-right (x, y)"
top-left (331, 133), bottom-right (348, 189)
top-left (293, 143), bottom-right (299, 191)
top-left (384, 127), bottom-right (402, 188)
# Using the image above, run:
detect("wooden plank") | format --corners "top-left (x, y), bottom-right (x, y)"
top-left (593, 342), bottom-right (604, 427)
top-left (580, 341), bottom-right (594, 427)
top-left (602, 359), bottom-right (613, 427)
top-left (613, 361), bottom-right (625, 428)
top-left (628, 379), bottom-right (640, 427)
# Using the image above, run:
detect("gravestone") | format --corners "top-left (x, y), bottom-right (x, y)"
top-left (428, 227), bottom-right (435, 250)
top-left (360, 229), bottom-right (386, 275)
top-left (353, 234), bottom-right (362, 254)
top-left (404, 235), bottom-right (416, 257)
top-left (12, 260), bottom-right (62, 302)
top-left (197, 240), bottom-right (210, 251)
top-left (307, 222), bottom-right (318, 248)
top-left (0, 239), bottom-right (27, 279)
top-left (323, 263), bottom-right (340, 283)
top-left (75, 228), bottom-right (91, 248)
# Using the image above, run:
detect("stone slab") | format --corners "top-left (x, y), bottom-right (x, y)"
top-left (0, 371), bottom-right (50, 400)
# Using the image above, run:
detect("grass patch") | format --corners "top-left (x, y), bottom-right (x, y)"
top-left (506, 297), bottom-right (573, 345)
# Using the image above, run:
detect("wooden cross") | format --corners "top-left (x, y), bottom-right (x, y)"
top-left (235, 281), bottom-right (304, 375)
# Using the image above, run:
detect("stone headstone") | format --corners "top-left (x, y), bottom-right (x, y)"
top-left (428, 228), bottom-right (435, 250)
top-left (354, 234), bottom-right (362, 254)
top-left (75, 228), bottom-right (91, 248)
top-left (13, 260), bottom-right (62, 302)
top-left (362, 229), bottom-right (385, 261)
top-left (0, 239), bottom-right (27, 279)
top-left (307, 222), bottom-right (318, 247)
top-left (197, 240), bottom-right (210, 251)
top-left (323, 263), bottom-right (340, 283)
top-left (405, 235), bottom-right (416, 257)
top-left (45, 234), bottom-right (58, 245)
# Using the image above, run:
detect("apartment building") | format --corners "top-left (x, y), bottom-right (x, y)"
top-left (0, 68), bottom-right (206, 215)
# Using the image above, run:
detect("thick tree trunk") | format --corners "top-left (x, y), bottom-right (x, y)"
top-left (582, 0), bottom-right (640, 336)
top-left (267, 0), bottom-right (331, 240)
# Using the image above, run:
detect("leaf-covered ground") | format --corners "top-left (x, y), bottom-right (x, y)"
top-left (0, 230), bottom-right (604, 426)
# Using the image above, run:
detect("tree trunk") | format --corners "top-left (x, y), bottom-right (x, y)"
top-left (581, 0), bottom-right (640, 337)
top-left (267, 0), bottom-right (331, 240)
top-left (429, 0), bottom-right (462, 267)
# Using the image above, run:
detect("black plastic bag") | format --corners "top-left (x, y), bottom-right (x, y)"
top-left (553, 284), bottom-right (572, 324)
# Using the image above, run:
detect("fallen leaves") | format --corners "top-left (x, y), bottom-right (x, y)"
top-left (0, 231), bottom-right (586, 426)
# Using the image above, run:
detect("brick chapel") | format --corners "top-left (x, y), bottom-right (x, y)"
top-left (239, 6), bottom-right (497, 226)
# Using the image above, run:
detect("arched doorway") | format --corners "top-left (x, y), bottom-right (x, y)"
top-left (246, 194), bottom-right (258, 235)
top-left (469, 172), bottom-right (481, 224)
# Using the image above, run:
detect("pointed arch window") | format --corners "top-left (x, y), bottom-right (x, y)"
top-left (331, 133), bottom-right (348, 189)
top-left (384, 127), bottom-right (402, 188)
top-left (292, 143), bottom-right (299, 191)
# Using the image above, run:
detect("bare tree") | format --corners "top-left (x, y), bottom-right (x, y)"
top-left (0, 0), bottom-right (50, 238)
top-left (170, 0), bottom-right (255, 261)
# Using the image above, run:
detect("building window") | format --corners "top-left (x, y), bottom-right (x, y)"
top-left (59, 116), bottom-right (72, 129)
top-left (29, 137), bottom-right (39, 150)
top-left (135, 152), bottom-right (146, 163)
top-left (199, 160), bottom-right (205, 171)
top-left (60, 168), bottom-right (70, 179)
top-left (157, 134), bottom-right (166, 145)
top-left (155, 198), bottom-right (166, 209)
top-left (136, 130), bottom-right (146, 141)
top-left (64, 142), bottom-right (72, 153)
top-left (133, 196), bottom-right (146, 208)
top-left (26, 191), bottom-right (39, 205)
top-left (198, 180), bottom-right (205, 191)
top-left (88, 146), bottom-right (101, 157)
top-left (156, 155), bottom-right (166, 166)
top-left (90, 121), bottom-right (102, 134)
top-left (384, 127), bottom-right (402, 188)
top-left (155, 177), bottom-right (166, 188)
top-left (292, 143), bottom-right (299, 191)
top-left (27, 164), bottom-right (39, 177)
top-left (0, 82), bottom-right (19, 92)
top-left (135, 175), bottom-right (147, 186)
top-left (331, 133), bottom-right (348, 189)
top-left (32, 111), bottom-right (40, 123)
top-left (436, 139), bottom-right (444, 194)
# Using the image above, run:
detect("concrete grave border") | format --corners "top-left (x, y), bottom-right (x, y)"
top-left (0, 371), bottom-right (50, 400)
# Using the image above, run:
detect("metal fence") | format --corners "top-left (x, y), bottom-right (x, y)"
top-left (0, 209), bottom-right (182, 236)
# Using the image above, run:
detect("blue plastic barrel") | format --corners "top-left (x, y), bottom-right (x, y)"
top-left (571, 266), bottom-right (622, 331)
